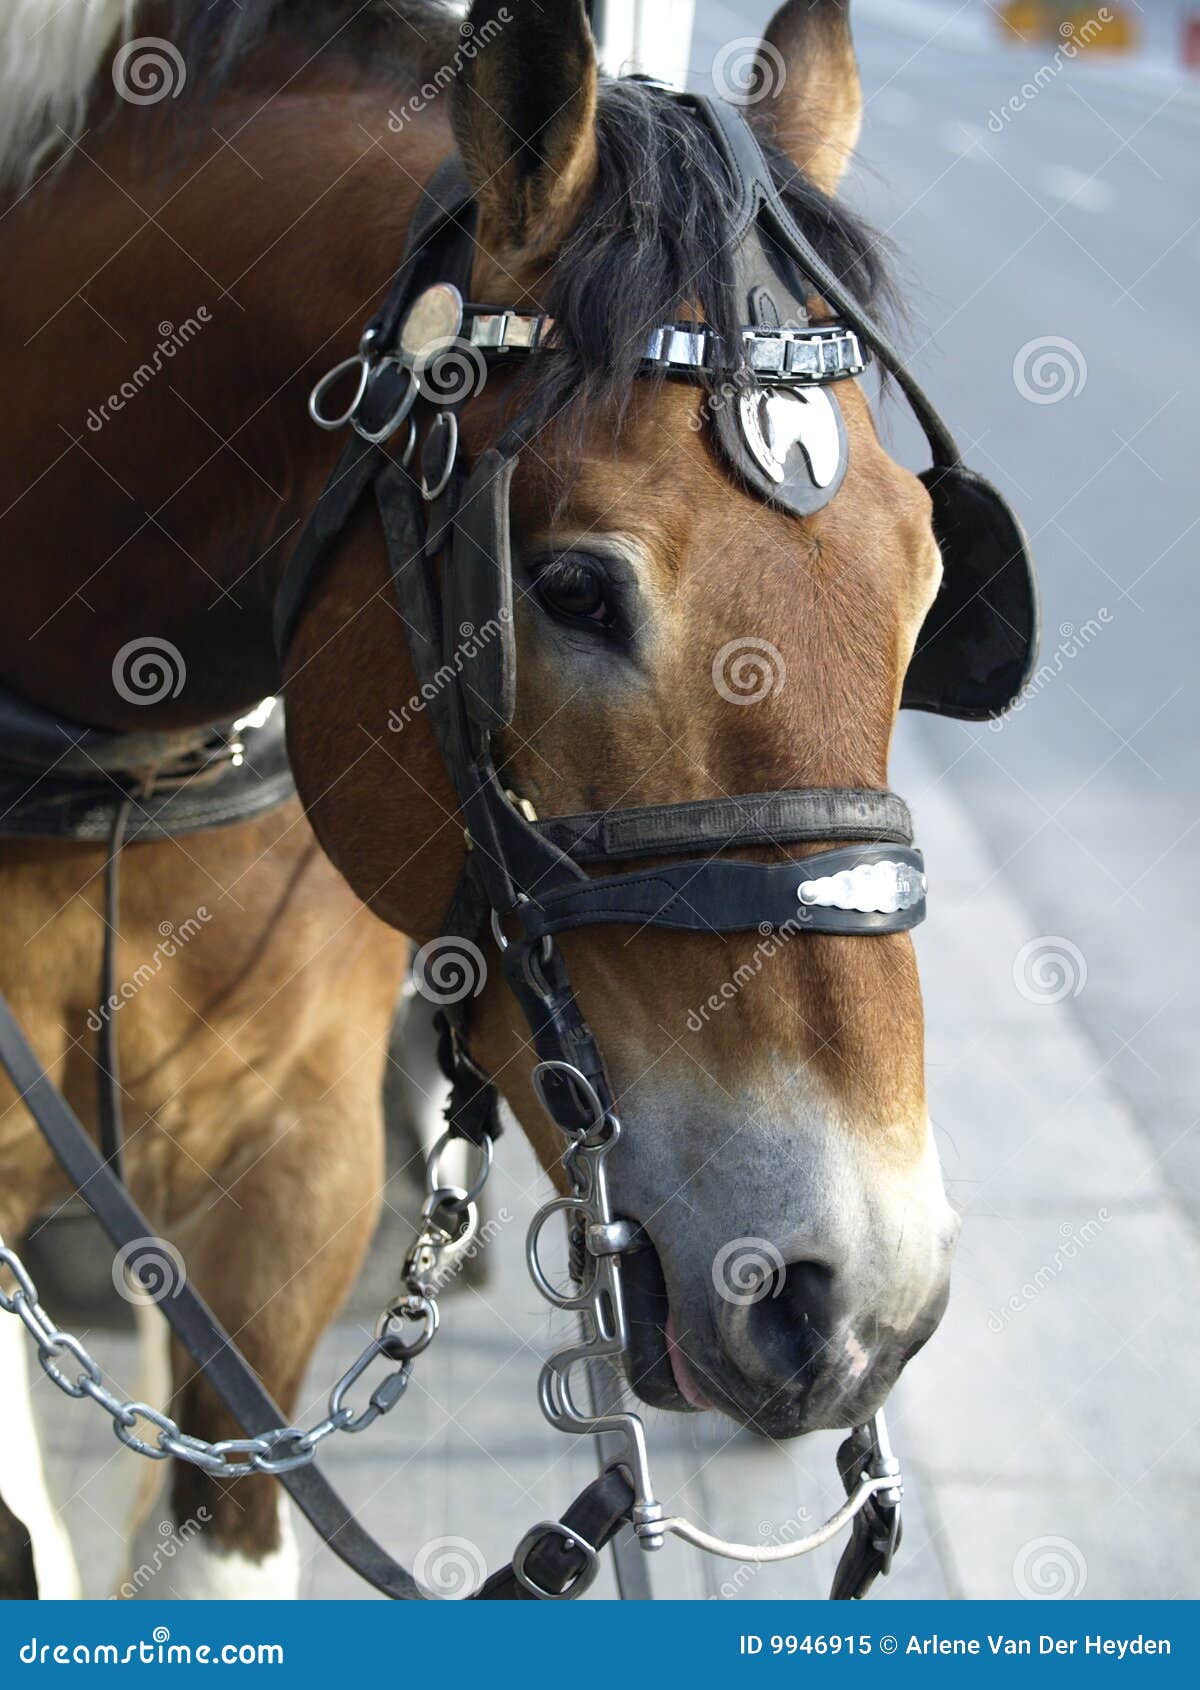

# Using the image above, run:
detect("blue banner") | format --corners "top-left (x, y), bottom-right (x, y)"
top-left (0, 1601), bottom-right (1193, 1685)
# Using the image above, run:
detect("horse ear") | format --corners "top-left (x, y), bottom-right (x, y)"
top-left (753, 1), bottom-right (862, 197)
top-left (452, 0), bottom-right (599, 263)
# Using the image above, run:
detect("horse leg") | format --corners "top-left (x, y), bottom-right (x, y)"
top-left (0, 1314), bottom-right (80, 1598)
top-left (122, 1068), bottom-right (385, 1599)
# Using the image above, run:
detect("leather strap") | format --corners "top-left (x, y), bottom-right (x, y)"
top-left (831, 1427), bottom-right (902, 1600)
top-left (537, 788), bottom-right (913, 863)
top-left (518, 846), bottom-right (926, 939)
top-left (475, 1465), bottom-right (636, 1599)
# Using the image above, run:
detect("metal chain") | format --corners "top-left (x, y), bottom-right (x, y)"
top-left (0, 1129), bottom-right (491, 1479)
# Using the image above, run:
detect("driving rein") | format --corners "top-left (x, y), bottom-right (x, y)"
top-left (0, 91), bottom-right (1037, 1602)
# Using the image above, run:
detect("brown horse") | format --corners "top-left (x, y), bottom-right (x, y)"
top-left (0, 0), bottom-right (958, 1597)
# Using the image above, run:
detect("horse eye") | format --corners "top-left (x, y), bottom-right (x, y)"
top-left (534, 556), bottom-right (611, 626)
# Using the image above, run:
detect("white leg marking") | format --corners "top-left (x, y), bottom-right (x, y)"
top-left (122, 1500), bottom-right (299, 1600)
top-left (120, 1303), bottom-right (173, 1565)
top-left (0, 1316), bottom-right (81, 1598)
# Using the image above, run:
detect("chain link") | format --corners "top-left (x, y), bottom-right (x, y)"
top-left (0, 1134), bottom-right (490, 1480)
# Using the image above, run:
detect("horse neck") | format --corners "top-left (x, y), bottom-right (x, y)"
top-left (0, 89), bottom-right (445, 730)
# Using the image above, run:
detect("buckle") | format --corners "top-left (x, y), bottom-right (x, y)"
top-left (512, 1521), bottom-right (599, 1600)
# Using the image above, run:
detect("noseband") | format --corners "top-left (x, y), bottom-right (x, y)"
top-left (270, 91), bottom-right (1036, 1597)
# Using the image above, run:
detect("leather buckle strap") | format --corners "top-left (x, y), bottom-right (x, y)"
top-left (511, 1522), bottom-right (600, 1600)
top-left (475, 1464), bottom-right (636, 1600)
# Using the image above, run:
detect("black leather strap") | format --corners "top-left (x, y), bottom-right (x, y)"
top-left (96, 796), bottom-right (132, 1179)
top-left (475, 1465), bottom-right (636, 1599)
top-left (689, 93), bottom-right (961, 470)
top-left (831, 1428), bottom-right (902, 1601)
top-left (518, 846), bottom-right (926, 939)
top-left (537, 788), bottom-right (913, 863)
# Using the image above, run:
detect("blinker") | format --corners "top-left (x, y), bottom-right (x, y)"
top-left (903, 465), bottom-right (1039, 720)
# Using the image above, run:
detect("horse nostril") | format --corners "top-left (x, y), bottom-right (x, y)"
top-left (737, 1258), bottom-right (839, 1377)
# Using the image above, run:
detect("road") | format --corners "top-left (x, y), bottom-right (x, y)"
top-left (37, 1), bottom-right (1199, 1603)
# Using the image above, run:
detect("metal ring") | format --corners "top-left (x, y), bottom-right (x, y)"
top-left (377, 1294), bottom-right (439, 1359)
top-left (490, 893), bottom-right (531, 954)
top-left (308, 355), bottom-right (371, 431)
top-left (526, 1198), bottom-right (596, 1311)
top-left (420, 411), bottom-right (459, 501)
top-left (512, 1521), bottom-right (599, 1601)
top-left (532, 1060), bottom-right (617, 1146)
top-left (426, 1129), bottom-right (493, 1209)
top-left (0, 1247), bottom-right (39, 1312)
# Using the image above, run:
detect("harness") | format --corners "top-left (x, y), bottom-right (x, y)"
top-left (0, 92), bottom-right (1036, 1602)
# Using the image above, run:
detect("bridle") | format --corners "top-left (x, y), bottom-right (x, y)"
top-left (0, 89), bottom-right (1037, 1603)
top-left (274, 91), bottom-right (1036, 1592)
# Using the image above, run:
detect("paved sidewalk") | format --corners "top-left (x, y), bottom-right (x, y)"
top-left (32, 721), bottom-right (1197, 1602)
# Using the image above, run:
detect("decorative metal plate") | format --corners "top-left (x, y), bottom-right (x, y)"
top-left (399, 283), bottom-right (465, 363)
top-left (738, 386), bottom-right (842, 489)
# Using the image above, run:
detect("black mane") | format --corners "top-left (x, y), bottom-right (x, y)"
top-left (522, 76), bottom-right (894, 442)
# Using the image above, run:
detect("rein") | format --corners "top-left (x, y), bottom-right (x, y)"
top-left (0, 90), bottom-right (1038, 1603)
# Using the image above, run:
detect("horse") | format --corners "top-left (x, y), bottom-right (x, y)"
top-left (0, 0), bottom-right (980, 1598)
